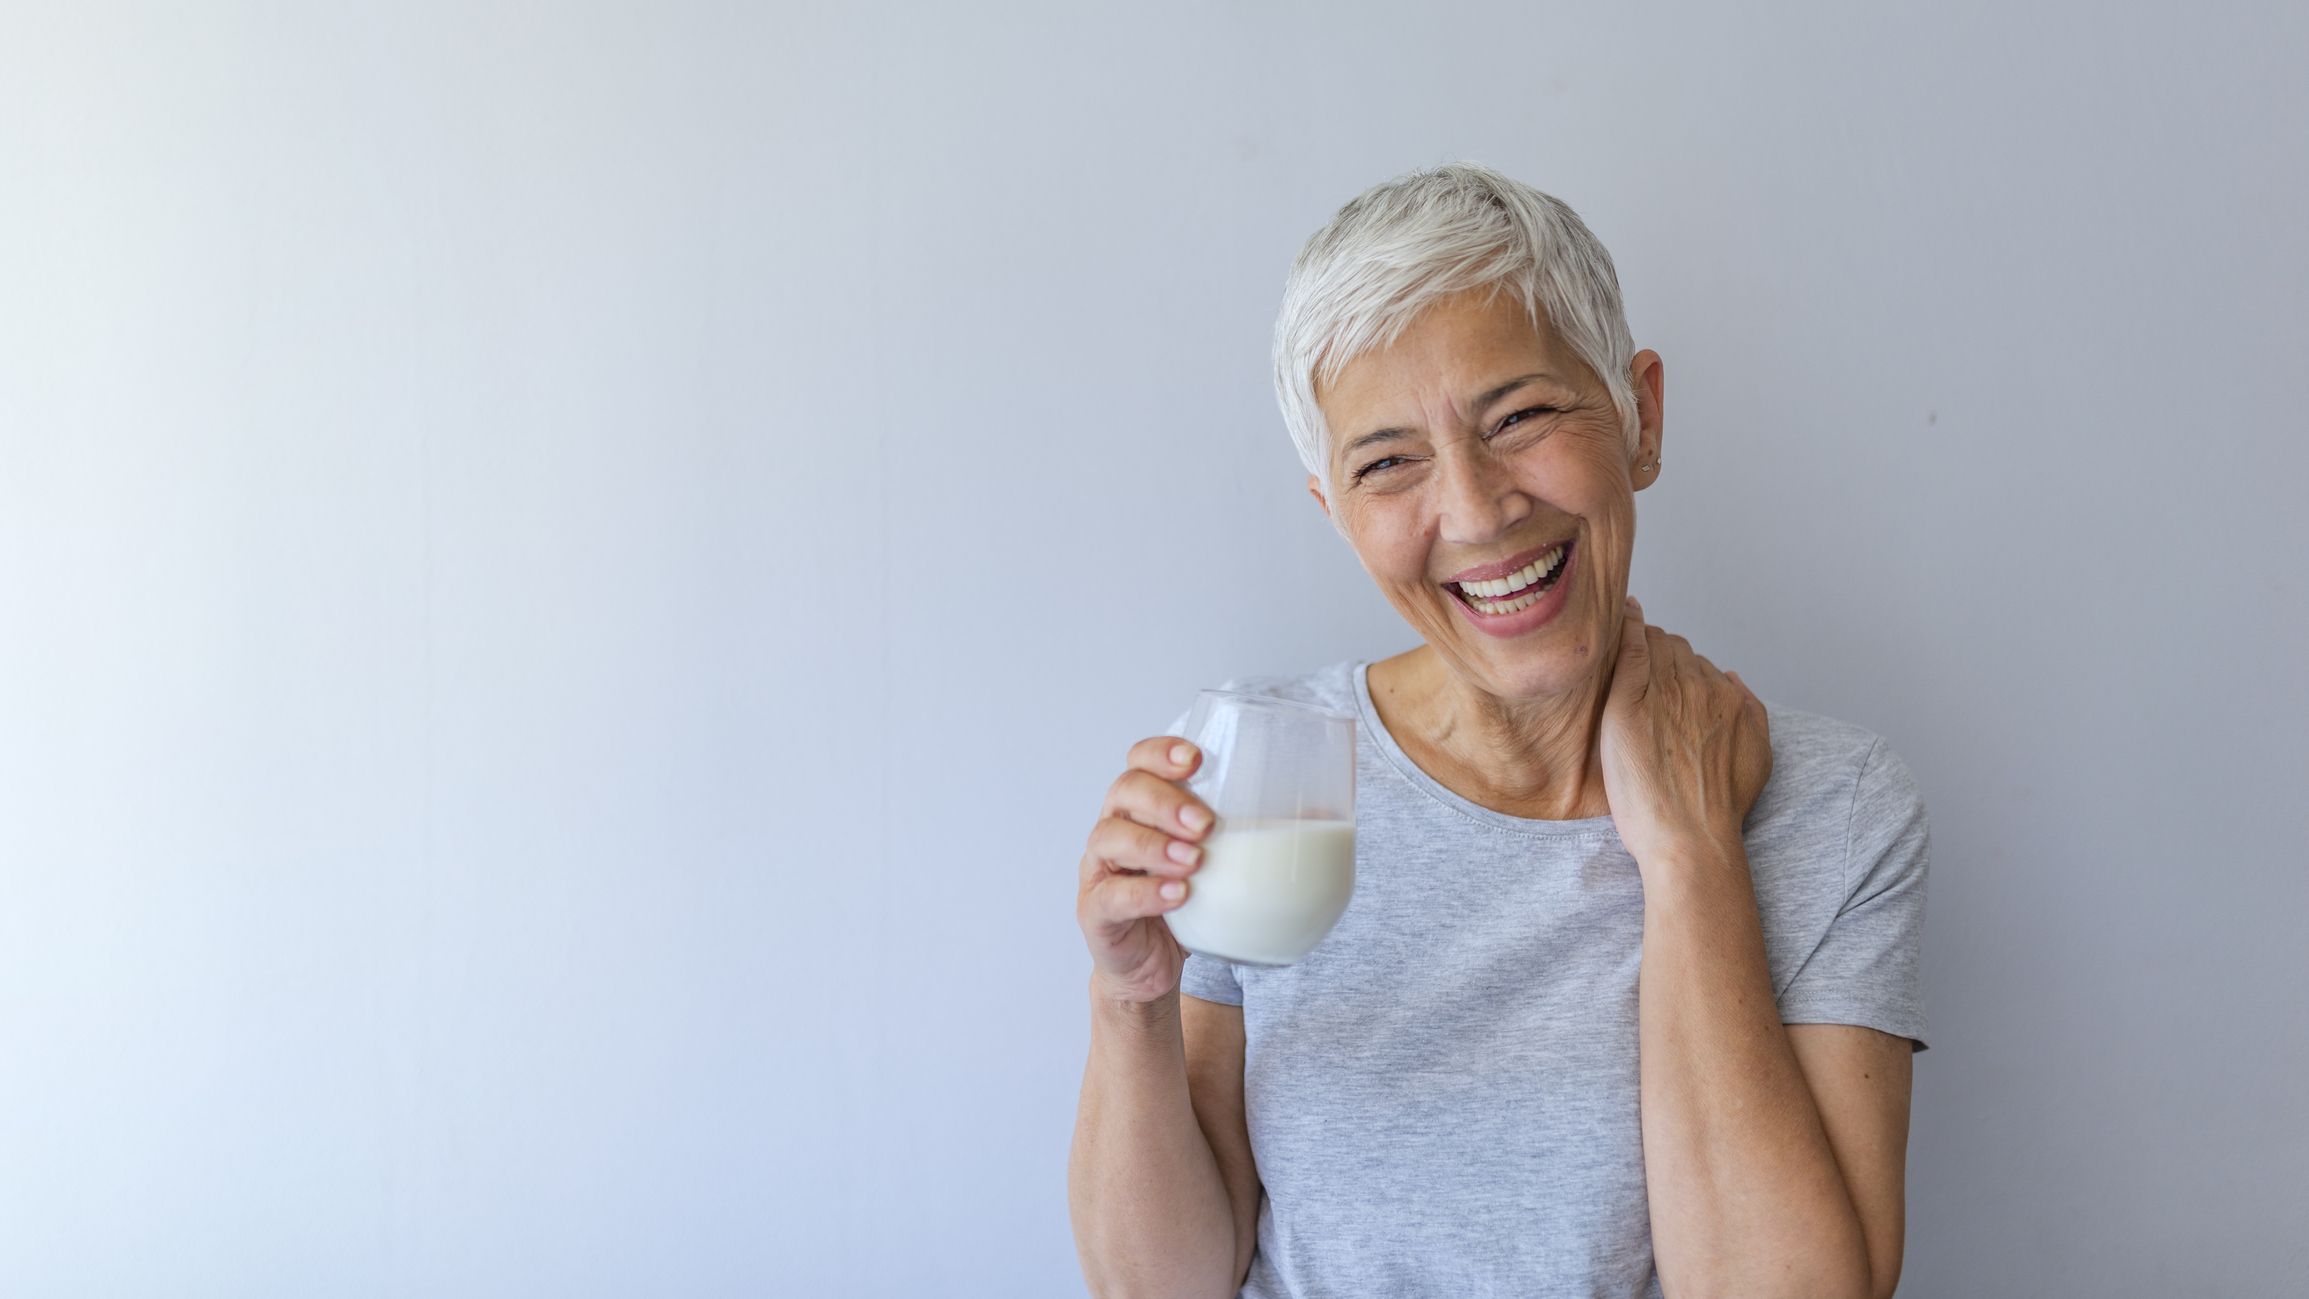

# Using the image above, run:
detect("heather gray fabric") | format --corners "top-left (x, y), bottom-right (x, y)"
top-left (1165, 658), bottom-right (1930, 1299)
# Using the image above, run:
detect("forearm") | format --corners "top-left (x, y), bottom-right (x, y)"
top-left (1069, 980), bottom-right (1239, 1299)
top-left (1636, 846), bottom-right (1872, 1299)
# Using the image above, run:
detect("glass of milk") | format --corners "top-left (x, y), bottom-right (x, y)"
top-left (1164, 689), bottom-right (1357, 968)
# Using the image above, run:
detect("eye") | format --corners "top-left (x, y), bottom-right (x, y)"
top-left (1351, 409), bottom-right (1555, 484)
top-left (1492, 405), bottom-right (1557, 436)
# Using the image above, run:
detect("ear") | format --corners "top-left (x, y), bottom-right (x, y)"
top-left (1306, 472), bottom-right (1331, 519)
top-left (1629, 348), bottom-right (1665, 491)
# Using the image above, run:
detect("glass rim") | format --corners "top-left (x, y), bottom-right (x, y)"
top-left (1196, 687), bottom-right (1356, 724)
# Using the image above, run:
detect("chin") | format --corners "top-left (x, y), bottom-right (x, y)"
top-left (1471, 652), bottom-right (1597, 700)
top-left (1442, 609), bottom-right (1606, 694)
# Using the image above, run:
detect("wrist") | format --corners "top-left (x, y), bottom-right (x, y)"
top-left (1089, 975), bottom-right (1180, 1025)
top-left (1636, 833), bottom-right (1749, 881)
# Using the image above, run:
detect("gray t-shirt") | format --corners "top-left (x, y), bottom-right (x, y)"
top-left (1166, 658), bottom-right (1930, 1299)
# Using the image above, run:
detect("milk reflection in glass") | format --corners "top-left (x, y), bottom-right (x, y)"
top-left (1166, 690), bottom-right (1357, 968)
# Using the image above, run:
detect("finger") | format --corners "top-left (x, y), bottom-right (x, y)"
top-left (1698, 663), bottom-right (1742, 721)
top-left (1084, 867), bottom-right (1191, 927)
top-left (1610, 597), bottom-right (1651, 700)
top-left (1087, 813), bottom-right (1205, 879)
top-left (1127, 734), bottom-right (1202, 780)
top-left (1617, 596), bottom-right (1648, 658)
top-left (1685, 654), bottom-right (1749, 722)
top-left (1102, 767), bottom-right (1217, 841)
top-left (1642, 622), bottom-right (1676, 668)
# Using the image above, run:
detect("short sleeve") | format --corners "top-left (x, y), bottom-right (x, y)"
top-left (1179, 948), bottom-right (1245, 1006)
top-left (1777, 736), bottom-right (1932, 1052)
top-left (1160, 700), bottom-right (1245, 1007)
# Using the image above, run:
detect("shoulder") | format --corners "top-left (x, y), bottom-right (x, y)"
top-left (1757, 703), bottom-right (1883, 789)
top-left (1749, 702), bottom-right (1928, 858)
top-left (1745, 705), bottom-right (1932, 982)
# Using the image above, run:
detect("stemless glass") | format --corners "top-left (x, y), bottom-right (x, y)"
top-left (1165, 689), bottom-right (1357, 968)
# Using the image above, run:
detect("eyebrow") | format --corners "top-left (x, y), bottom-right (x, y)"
top-left (1339, 372), bottom-right (1560, 460)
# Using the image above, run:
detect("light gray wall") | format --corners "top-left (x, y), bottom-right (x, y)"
top-left (3, 3), bottom-right (2302, 1296)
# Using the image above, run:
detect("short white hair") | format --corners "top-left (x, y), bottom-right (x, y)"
top-left (1271, 161), bottom-right (1640, 528)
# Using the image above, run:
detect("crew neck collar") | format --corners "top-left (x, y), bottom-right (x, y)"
top-left (1350, 658), bottom-right (1622, 841)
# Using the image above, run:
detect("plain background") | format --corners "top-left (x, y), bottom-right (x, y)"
top-left (3, 2), bottom-right (2304, 1296)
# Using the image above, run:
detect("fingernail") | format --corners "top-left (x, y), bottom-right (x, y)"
top-left (1180, 804), bottom-right (1212, 832)
top-left (1161, 880), bottom-right (1185, 900)
top-left (1169, 742), bottom-right (1194, 767)
top-left (1167, 839), bottom-right (1201, 866)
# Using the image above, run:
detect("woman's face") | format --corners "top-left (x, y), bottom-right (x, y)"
top-left (1310, 285), bottom-right (1664, 701)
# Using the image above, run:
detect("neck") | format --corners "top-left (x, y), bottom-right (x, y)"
top-left (1375, 643), bottom-right (1621, 821)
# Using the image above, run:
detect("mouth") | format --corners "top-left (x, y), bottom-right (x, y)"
top-left (1444, 538), bottom-right (1574, 617)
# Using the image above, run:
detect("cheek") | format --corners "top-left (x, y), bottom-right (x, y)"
top-left (1341, 505), bottom-right (1423, 571)
top-left (1533, 435), bottom-right (1627, 495)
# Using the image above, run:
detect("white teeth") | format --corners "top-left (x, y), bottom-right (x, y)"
top-left (1467, 587), bottom-right (1544, 615)
top-left (1459, 545), bottom-right (1564, 599)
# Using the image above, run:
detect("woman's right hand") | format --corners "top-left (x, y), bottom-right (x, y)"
top-left (1077, 735), bottom-right (1217, 1004)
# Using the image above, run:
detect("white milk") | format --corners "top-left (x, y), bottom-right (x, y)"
top-left (1165, 817), bottom-right (1357, 968)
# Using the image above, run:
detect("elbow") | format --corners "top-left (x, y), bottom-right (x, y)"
top-left (1078, 1251), bottom-right (1237, 1299)
top-left (1817, 1251), bottom-right (1880, 1299)
top-left (1078, 1250), bottom-right (1239, 1299)
top-left (1856, 1229), bottom-right (1904, 1299)
top-left (1826, 1246), bottom-right (1882, 1299)
top-left (1675, 1250), bottom-right (1877, 1299)
top-left (1091, 1278), bottom-right (1236, 1299)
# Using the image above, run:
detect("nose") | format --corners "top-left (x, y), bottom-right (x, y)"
top-left (1435, 435), bottom-right (1529, 543)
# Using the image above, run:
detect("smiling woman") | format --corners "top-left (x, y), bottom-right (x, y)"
top-left (1070, 161), bottom-right (1929, 1299)
top-left (1299, 274), bottom-right (1660, 728)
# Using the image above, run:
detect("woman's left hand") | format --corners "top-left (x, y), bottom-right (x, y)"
top-left (1599, 596), bottom-right (1774, 875)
